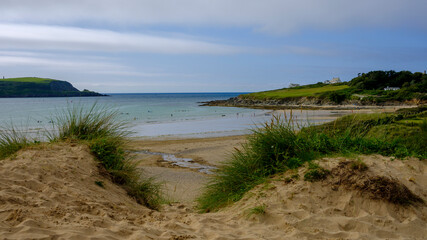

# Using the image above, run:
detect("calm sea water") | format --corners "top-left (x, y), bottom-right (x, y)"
top-left (0, 93), bottom-right (338, 138)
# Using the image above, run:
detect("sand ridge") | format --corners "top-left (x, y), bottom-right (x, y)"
top-left (0, 140), bottom-right (426, 239)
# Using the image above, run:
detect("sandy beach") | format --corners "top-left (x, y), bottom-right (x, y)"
top-left (127, 135), bottom-right (246, 204)
top-left (1, 135), bottom-right (426, 239)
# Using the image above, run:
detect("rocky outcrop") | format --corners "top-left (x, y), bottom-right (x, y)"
top-left (200, 96), bottom-right (423, 110)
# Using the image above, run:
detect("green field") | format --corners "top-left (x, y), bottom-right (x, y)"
top-left (243, 84), bottom-right (349, 99)
top-left (0, 77), bottom-right (54, 84)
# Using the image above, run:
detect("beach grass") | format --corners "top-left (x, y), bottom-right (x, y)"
top-left (90, 138), bottom-right (162, 209)
top-left (197, 107), bottom-right (427, 212)
top-left (47, 104), bottom-right (129, 142)
top-left (0, 124), bottom-right (33, 160)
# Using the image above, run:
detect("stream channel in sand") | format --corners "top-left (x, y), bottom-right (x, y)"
top-left (132, 150), bottom-right (217, 174)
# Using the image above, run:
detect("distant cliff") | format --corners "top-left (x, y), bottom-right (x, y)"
top-left (0, 77), bottom-right (105, 98)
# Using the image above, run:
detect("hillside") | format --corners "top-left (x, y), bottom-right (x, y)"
top-left (0, 77), bottom-right (104, 97)
top-left (202, 70), bottom-right (427, 109)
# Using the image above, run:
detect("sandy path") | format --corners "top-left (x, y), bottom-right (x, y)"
top-left (126, 135), bottom-right (247, 204)
top-left (143, 166), bottom-right (209, 204)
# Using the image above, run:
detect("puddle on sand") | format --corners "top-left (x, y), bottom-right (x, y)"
top-left (133, 150), bottom-right (217, 174)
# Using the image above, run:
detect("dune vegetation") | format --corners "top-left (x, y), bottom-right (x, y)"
top-left (197, 106), bottom-right (426, 212)
top-left (0, 104), bottom-right (162, 210)
top-left (1, 103), bottom-right (425, 213)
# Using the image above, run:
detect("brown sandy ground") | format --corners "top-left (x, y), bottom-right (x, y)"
top-left (0, 140), bottom-right (426, 239)
top-left (127, 135), bottom-right (246, 204)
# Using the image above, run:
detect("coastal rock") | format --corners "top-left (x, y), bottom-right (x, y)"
top-left (200, 96), bottom-right (423, 110)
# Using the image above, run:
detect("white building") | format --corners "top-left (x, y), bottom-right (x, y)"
top-left (289, 83), bottom-right (300, 88)
top-left (324, 77), bottom-right (341, 84)
top-left (384, 86), bottom-right (400, 91)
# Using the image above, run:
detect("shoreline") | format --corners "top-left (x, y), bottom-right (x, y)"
top-left (129, 107), bottom-right (402, 141)
top-left (200, 97), bottom-right (422, 111)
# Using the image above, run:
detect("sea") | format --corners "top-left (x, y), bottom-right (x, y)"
top-left (0, 93), bottom-right (340, 139)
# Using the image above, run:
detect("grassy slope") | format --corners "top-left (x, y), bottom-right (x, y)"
top-left (0, 77), bottom-right (54, 84)
top-left (243, 84), bottom-right (349, 100)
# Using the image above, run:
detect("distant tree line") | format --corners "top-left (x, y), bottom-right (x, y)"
top-left (349, 70), bottom-right (426, 92)
top-left (318, 70), bottom-right (426, 104)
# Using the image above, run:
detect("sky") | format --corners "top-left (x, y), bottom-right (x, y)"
top-left (0, 0), bottom-right (426, 93)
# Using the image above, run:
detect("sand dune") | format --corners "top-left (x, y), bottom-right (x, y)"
top-left (0, 141), bottom-right (426, 239)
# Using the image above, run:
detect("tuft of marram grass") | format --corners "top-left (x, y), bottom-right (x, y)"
top-left (246, 204), bottom-right (267, 218)
top-left (47, 103), bottom-right (129, 142)
top-left (0, 124), bottom-right (33, 160)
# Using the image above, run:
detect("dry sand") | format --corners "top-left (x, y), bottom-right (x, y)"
top-left (1, 137), bottom-right (426, 239)
top-left (127, 135), bottom-right (246, 204)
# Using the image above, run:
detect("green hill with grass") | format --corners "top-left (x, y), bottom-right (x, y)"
top-left (0, 77), bottom-right (104, 97)
top-left (202, 70), bottom-right (427, 108)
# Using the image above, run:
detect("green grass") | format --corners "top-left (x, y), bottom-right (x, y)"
top-left (197, 108), bottom-right (427, 212)
top-left (246, 204), bottom-right (267, 218)
top-left (90, 138), bottom-right (162, 209)
top-left (95, 181), bottom-right (105, 188)
top-left (303, 163), bottom-right (330, 182)
top-left (0, 124), bottom-right (33, 160)
top-left (47, 104), bottom-right (129, 142)
top-left (0, 77), bottom-right (54, 84)
top-left (243, 84), bottom-right (349, 100)
top-left (350, 159), bottom-right (368, 171)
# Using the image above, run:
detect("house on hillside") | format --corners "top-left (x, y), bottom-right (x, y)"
top-left (324, 77), bottom-right (341, 84)
top-left (384, 86), bottom-right (400, 91)
top-left (289, 83), bottom-right (300, 88)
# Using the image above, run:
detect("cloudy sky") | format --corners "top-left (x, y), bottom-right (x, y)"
top-left (1, 0), bottom-right (426, 93)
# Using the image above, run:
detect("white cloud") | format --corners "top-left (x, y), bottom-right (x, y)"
top-left (0, 51), bottom-right (198, 80)
top-left (0, 23), bottom-right (242, 54)
top-left (0, 55), bottom-right (119, 71)
top-left (0, 0), bottom-right (426, 34)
